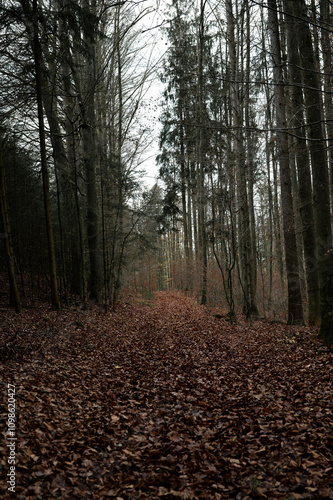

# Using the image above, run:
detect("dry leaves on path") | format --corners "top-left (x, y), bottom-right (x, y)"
top-left (0, 290), bottom-right (332, 499)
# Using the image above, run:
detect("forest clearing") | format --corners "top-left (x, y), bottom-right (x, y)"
top-left (1, 290), bottom-right (332, 499)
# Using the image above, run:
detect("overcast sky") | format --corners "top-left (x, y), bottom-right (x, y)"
top-left (135, 0), bottom-right (169, 188)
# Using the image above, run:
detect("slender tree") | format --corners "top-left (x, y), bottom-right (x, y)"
top-left (320, 0), bottom-right (333, 208)
top-left (0, 134), bottom-right (22, 313)
top-left (31, 0), bottom-right (60, 310)
top-left (196, 0), bottom-right (208, 304)
top-left (267, 0), bottom-right (304, 325)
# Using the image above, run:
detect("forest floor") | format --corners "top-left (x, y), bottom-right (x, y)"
top-left (0, 290), bottom-right (333, 499)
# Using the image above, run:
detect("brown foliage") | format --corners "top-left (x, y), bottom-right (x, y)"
top-left (0, 291), bottom-right (332, 499)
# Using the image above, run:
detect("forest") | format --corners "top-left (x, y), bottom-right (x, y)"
top-left (1, 0), bottom-right (333, 340)
top-left (0, 0), bottom-right (333, 498)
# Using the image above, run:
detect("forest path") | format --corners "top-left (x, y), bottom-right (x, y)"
top-left (0, 291), bottom-right (332, 498)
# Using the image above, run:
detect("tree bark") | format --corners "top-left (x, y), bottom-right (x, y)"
top-left (226, 0), bottom-right (252, 317)
top-left (0, 136), bottom-right (22, 313)
top-left (32, 0), bottom-right (60, 311)
top-left (82, 0), bottom-right (102, 302)
top-left (284, 0), bottom-right (321, 325)
top-left (320, 0), bottom-right (333, 220)
top-left (268, 0), bottom-right (304, 325)
top-left (245, 0), bottom-right (259, 316)
top-left (291, 0), bottom-right (333, 342)
top-left (197, 0), bottom-right (208, 305)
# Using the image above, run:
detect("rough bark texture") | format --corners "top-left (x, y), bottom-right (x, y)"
top-left (320, 0), bottom-right (333, 209)
top-left (197, 0), bottom-right (207, 305)
top-left (291, 0), bottom-right (333, 342)
top-left (32, 0), bottom-right (60, 311)
top-left (284, 0), bottom-right (321, 325)
top-left (268, 0), bottom-right (304, 325)
top-left (0, 136), bottom-right (22, 313)
top-left (245, 0), bottom-right (259, 316)
top-left (226, 0), bottom-right (252, 317)
top-left (82, 0), bottom-right (102, 302)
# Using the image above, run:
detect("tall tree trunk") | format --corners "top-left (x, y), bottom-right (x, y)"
top-left (245, 0), bottom-right (259, 316)
top-left (82, 0), bottom-right (102, 301)
top-left (32, 0), bottom-right (60, 311)
top-left (320, 0), bottom-right (333, 218)
top-left (112, 4), bottom-right (124, 307)
top-left (0, 136), bottom-right (22, 313)
top-left (291, 0), bottom-right (333, 342)
top-left (179, 103), bottom-right (191, 290)
top-left (56, 3), bottom-right (84, 297)
top-left (268, 0), bottom-right (304, 325)
top-left (42, 43), bottom-right (69, 302)
top-left (197, 0), bottom-right (208, 305)
top-left (260, 3), bottom-right (284, 289)
top-left (180, 103), bottom-right (189, 261)
top-left (284, 0), bottom-right (321, 325)
top-left (191, 161), bottom-right (199, 263)
top-left (266, 139), bottom-right (274, 308)
top-left (226, 0), bottom-right (252, 317)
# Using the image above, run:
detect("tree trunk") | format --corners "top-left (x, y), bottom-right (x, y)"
top-left (197, 0), bottom-right (208, 305)
top-left (268, 0), bottom-right (304, 325)
top-left (291, 0), bottom-right (333, 342)
top-left (245, 0), bottom-right (259, 316)
top-left (320, 0), bottom-right (333, 221)
top-left (0, 136), bottom-right (22, 313)
top-left (261, 3), bottom-right (284, 290)
top-left (82, 0), bottom-right (102, 302)
top-left (180, 103), bottom-right (189, 261)
top-left (226, 0), bottom-right (252, 317)
top-left (32, 0), bottom-right (60, 311)
top-left (284, 0), bottom-right (321, 325)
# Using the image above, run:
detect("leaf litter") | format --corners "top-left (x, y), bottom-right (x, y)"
top-left (0, 290), bottom-right (332, 499)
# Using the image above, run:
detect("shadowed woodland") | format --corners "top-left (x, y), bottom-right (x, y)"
top-left (1, 0), bottom-right (333, 498)
top-left (1, 0), bottom-right (333, 339)
top-left (1, 0), bottom-right (333, 340)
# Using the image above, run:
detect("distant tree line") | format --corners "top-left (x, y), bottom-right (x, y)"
top-left (157, 0), bottom-right (333, 343)
top-left (1, 0), bottom-right (333, 344)
top-left (0, 0), bottom-right (161, 312)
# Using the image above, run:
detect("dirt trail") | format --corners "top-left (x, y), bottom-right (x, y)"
top-left (0, 291), bottom-right (332, 499)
